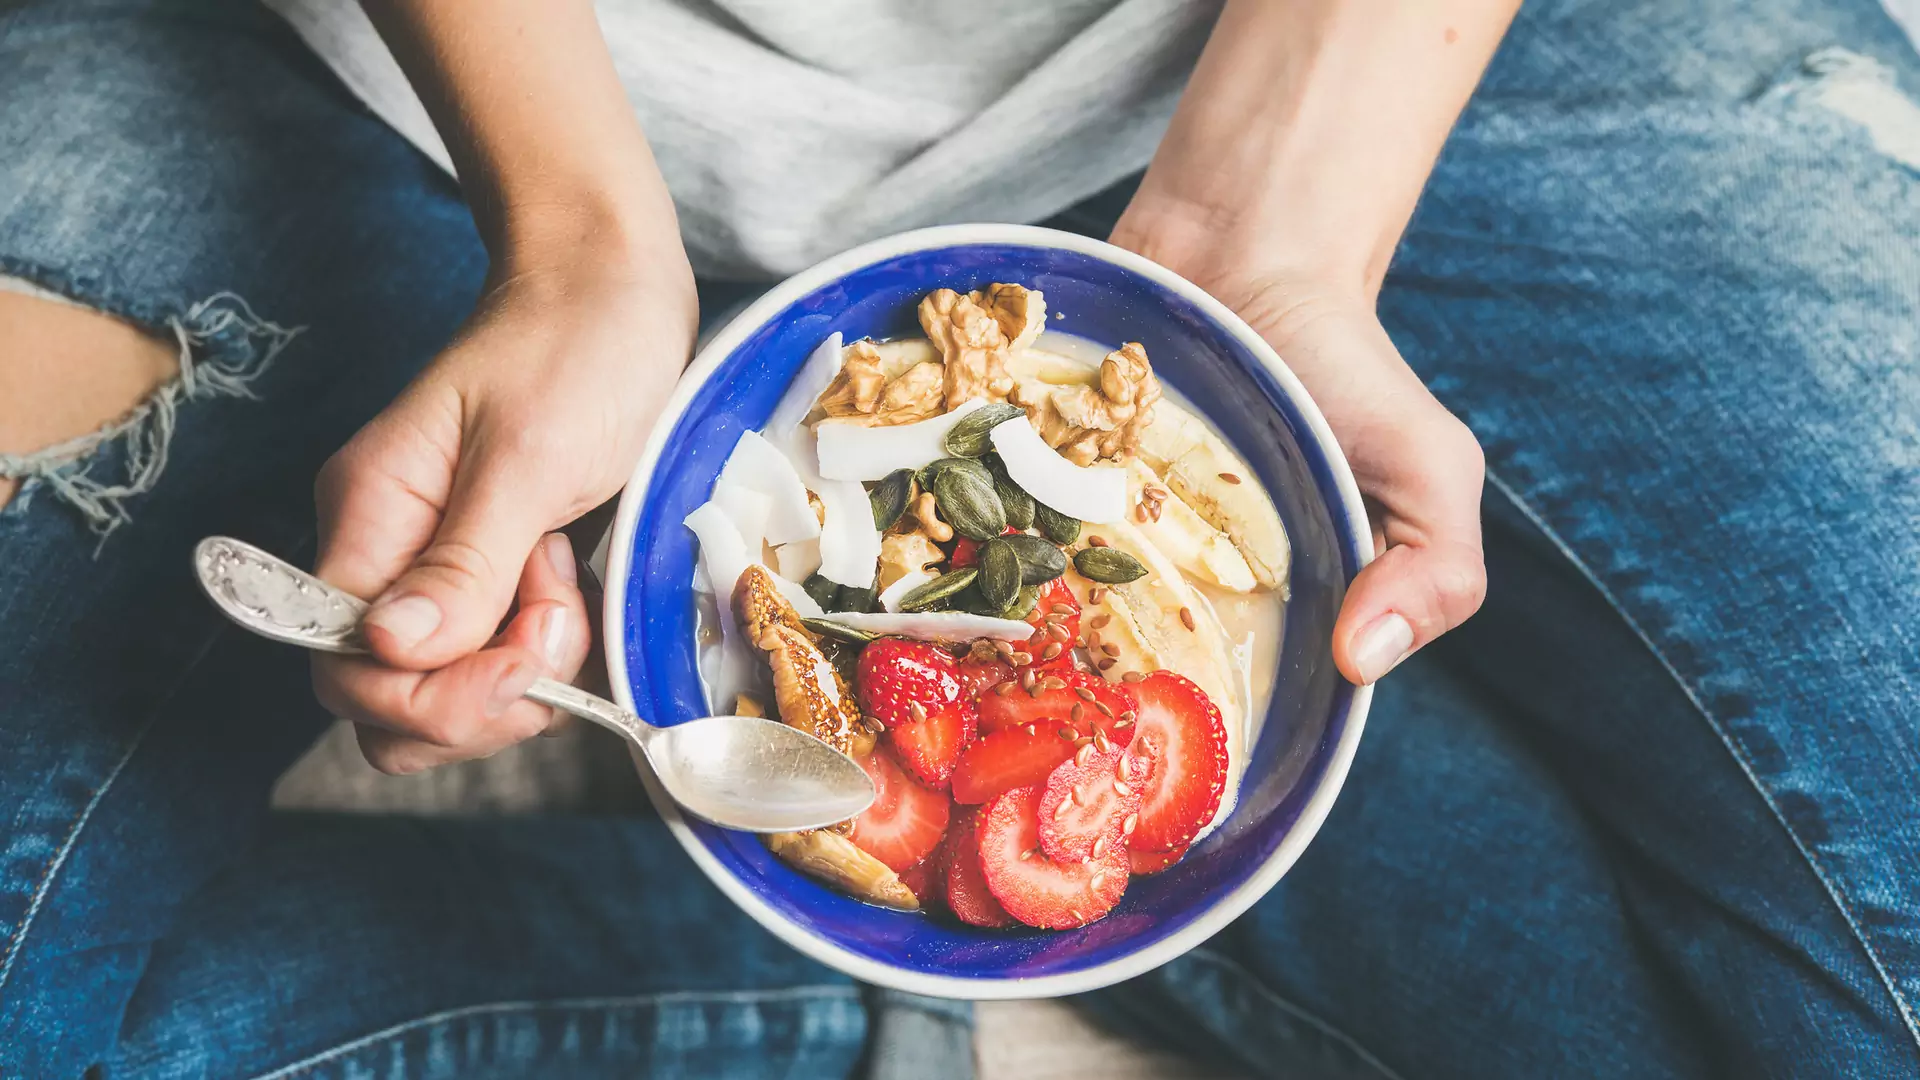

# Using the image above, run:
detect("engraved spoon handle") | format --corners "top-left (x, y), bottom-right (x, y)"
top-left (192, 536), bottom-right (652, 745)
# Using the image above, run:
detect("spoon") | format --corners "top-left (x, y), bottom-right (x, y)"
top-left (191, 536), bottom-right (874, 833)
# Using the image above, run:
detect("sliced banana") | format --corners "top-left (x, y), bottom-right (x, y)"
top-left (1125, 460), bottom-right (1256, 593)
top-left (1076, 518), bottom-right (1243, 778)
top-left (765, 830), bottom-right (919, 911)
top-left (1061, 568), bottom-right (1162, 679)
top-left (1134, 399), bottom-right (1291, 593)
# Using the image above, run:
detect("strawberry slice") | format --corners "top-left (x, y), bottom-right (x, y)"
top-left (941, 809), bottom-right (1015, 927)
top-left (1038, 741), bottom-right (1154, 863)
top-left (898, 857), bottom-right (941, 907)
top-left (847, 749), bottom-right (951, 872)
top-left (978, 668), bottom-right (1136, 746)
top-left (1128, 671), bottom-right (1228, 853)
top-left (858, 639), bottom-right (975, 787)
top-left (950, 725), bottom-right (1078, 804)
top-left (978, 786), bottom-right (1129, 929)
top-left (954, 656), bottom-right (1015, 700)
top-left (1024, 577), bottom-right (1080, 669)
top-left (1128, 844), bottom-right (1188, 876)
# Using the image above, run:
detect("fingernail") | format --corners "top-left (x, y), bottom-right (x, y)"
top-left (487, 661), bottom-right (537, 718)
top-left (541, 606), bottom-right (570, 667)
top-left (1352, 612), bottom-right (1414, 684)
top-left (365, 594), bottom-right (442, 650)
top-left (546, 533), bottom-right (578, 585)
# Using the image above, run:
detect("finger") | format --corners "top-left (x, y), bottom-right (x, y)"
top-left (498, 533), bottom-right (592, 735)
top-left (1333, 537), bottom-right (1488, 685)
top-left (358, 442), bottom-right (556, 670)
top-left (312, 643), bottom-right (551, 774)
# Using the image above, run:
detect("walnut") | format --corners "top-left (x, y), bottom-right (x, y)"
top-left (974, 282), bottom-right (1047, 352)
top-left (878, 530), bottom-right (945, 591)
top-left (1012, 341), bottom-right (1161, 466)
top-left (919, 288), bottom-right (1016, 410)
top-left (909, 491), bottom-right (954, 543)
top-left (817, 339), bottom-right (946, 426)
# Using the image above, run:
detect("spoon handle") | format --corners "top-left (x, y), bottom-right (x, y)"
top-left (192, 536), bottom-right (647, 742)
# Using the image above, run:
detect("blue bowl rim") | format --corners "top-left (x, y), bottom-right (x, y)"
top-left (603, 224), bottom-right (1376, 999)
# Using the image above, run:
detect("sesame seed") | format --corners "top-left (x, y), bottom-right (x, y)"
top-left (1042, 642), bottom-right (1063, 661)
top-left (1179, 606), bottom-right (1196, 631)
top-left (909, 701), bottom-right (928, 723)
top-left (1097, 657), bottom-right (1117, 671)
top-left (1117, 754), bottom-right (1131, 779)
top-left (1113, 779), bottom-right (1132, 796)
top-left (1068, 908), bottom-right (1083, 921)
top-left (1122, 814), bottom-right (1138, 836)
top-left (1050, 603), bottom-right (1074, 616)
top-left (1119, 709), bottom-right (1137, 722)
top-left (1089, 613), bottom-right (1111, 629)
top-left (1120, 671), bottom-right (1144, 684)
top-left (1074, 686), bottom-right (1096, 702)
top-left (1042, 676), bottom-right (1067, 691)
top-left (1218, 471), bottom-right (1242, 485)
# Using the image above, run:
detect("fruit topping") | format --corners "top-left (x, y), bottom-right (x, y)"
top-left (846, 749), bottom-right (951, 872)
top-left (1128, 844), bottom-right (1188, 876)
top-left (950, 725), bottom-right (1080, 805)
top-left (979, 785), bottom-right (1129, 929)
top-left (977, 668), bottom-right (1134, 745)
top-left (1039, 741), bottom-right (1154, 863)
top-left (941, 809), bottom-right (1016, 927)
top-left (1127, 671), bottom-right (1228, 853)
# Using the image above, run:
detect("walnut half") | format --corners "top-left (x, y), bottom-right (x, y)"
top-left (1013, 341), bottom-right (1162, 465)
top-left (816, 340), bottom-right (946, 427)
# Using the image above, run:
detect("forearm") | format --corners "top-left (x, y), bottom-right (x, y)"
top-left (361, 0), bottom-right (688, 287)
top-left (1118, 0), bottom-right (1517, 302)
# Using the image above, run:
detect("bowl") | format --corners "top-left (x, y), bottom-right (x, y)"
top-left (602, 224), bottom-right (1373, 999)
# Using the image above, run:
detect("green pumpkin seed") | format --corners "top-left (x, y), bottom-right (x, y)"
top-left (998, 584), bottom-right (1040, 621)
top-left (1001, 533), bottom-right (1068, 585)
top-left (1035, 502), bottom-right (1081, 545)
top-left (802, 618), bottom-right (880, 645)
top-left (942, 403), bottom-right (1026, 457)
top-left (985, 454), bottom-right (1034, 531)
top-left (835, 584), bottom-right (878, 614)
top-left (977, 538), bottom-right (1022, 611)
top-left (926, 457), bottom-right (1007, 541)
top-left (1072, 546), bottom-right (1149, 584)
top-left (899, 568), bottom-right (978, 612)
top-left (869, 469), bottom-right (914, 531)
top-left (802, 573), bottom-right (840, 610)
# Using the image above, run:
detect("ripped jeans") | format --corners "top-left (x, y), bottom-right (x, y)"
top-left (3, 0), bottom-right (1919, 1077)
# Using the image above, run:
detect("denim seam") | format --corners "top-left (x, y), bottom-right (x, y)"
top-left (1482, 468), bottom-right (1920, 1054)
top-left (1183, 947), bottom-right (1409, 1080)
top-left (248, 985), bottom-right (865, 1080)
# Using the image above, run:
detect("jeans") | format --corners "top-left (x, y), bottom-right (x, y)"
top-left (1, 0), bottom-right (1916, 1077)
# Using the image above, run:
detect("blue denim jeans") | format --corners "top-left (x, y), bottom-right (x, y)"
top-left (2, 0), bottom-right (1917, 1077)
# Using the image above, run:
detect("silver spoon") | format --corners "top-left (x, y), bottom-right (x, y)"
top-left (191, 536), bottom-right (873, 833)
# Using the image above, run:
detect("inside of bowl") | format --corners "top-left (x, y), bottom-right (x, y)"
top-left (621, 241), bottom-right (1363, 984)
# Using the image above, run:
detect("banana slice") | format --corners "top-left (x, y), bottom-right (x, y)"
top-left (1061, 569), bottom-right (1162, 679)
top-left (766, 830), bottom-right (920, 911)
top-left (1134, 400), bottom-right (1291, 593)
top-left (1125, 460), bottom-right (1256, 593)
top-left (1075, 518), bottom-right (1243, 777)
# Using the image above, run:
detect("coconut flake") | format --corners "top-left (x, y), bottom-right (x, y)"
top-left (815, 478), bottom-right (881, 589)
top-left (818, 611), bottom-right (1034, 643)
top-left (711, 476), bottom-right (773, 556)
top-left (774, 538), bottom-right (822, 581)
top-left (768, 331), bottom-right (842, 442)
top-left (814, 399), bottom-right (988, 482)
top-left (877, 568), bottom-right (936, 613)
top-left (685, 500), bottom-right (823, 618)
top-left (717, 430), bottom-right (820, 544)
top-left (989, 416), bottom-right (1127, 523)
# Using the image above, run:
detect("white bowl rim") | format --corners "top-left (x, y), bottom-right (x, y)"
top-left (603, 222), bottom-right (1375, 1000)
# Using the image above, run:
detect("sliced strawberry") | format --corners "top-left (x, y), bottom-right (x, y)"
top-left (1128, 843), bottom-right (1188, 876)
top-left (1038, 741), bottom-right (1154, 863)
top-left (1128, 671), bottom-right (1228, 853)
top-left (847, 749), bottom-right (951, 872)
top-left (954, 656), bottom-right (1015, 700)
top-left (858, 639), bottom-right (974, 787)
top-left (941, 809), bottom-right (1015, 927)
top-left (1023, 577), bottom-right (1080, 669)
top-left (978, 786), bottom-right (1129, 929)
top-left (950, 725), bottom-right (1078, 804)
top-left (897, 857), bottom-right (940, 907)
top-left (948, 527), bottom-right (1016, 569)
top-left (978, 668), bottom-right (1136, 745)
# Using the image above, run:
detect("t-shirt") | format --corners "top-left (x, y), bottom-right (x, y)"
top-left (265, 0), bottom-right (1217, 278)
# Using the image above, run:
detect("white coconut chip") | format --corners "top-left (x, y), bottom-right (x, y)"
top-left (815, 478), bottom-right (881, 589)
top-left (711, 476), bottom-right (773, 557)
top-left (818, 611), bottom-right (1034, 643)
top-left (877, 568), bottom-right (936, 613)
top-left (774, 538), bottom-right (822, 582)
top-left (684, 500), bottom-right (823, 618)
top-left (717, 430), bottom-right (820, 545)
top-left (989, 415), bottom-right (1128, 523)
top-left (768, 331), bottom-right (842, 441)
top-left (814, 399), bottom-right (988, 482)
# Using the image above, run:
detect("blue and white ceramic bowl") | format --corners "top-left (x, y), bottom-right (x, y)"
top-left (604, 224), bottom-right (1373, 999)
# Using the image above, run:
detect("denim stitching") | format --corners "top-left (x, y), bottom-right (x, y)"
top-left (1482, 468), bottom-right (1920, 1054)
top-left (249, 985), bottom-right (865, 1080)
top-left (1178, 947), bottom-right (1408, 1080)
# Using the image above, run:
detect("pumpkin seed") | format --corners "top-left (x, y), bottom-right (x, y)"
top-left (985, 454), bottom-right (1035, 530)
top-left (1072, 546), bottom-right (1148, 584)
top-left (1000, 533), bottom-right (1067, 585)
top-left (835, 584), bottom-right (878, 614)
top-left (869, 469), bottom-right (914, 530)
top-left (998, 584), bottom-right (1040, 621)
top-left (802, 573), bottom-right (840, 610)
top-left (1034, 502), bottom-right (1081, 545)
top-left (802, 618), bottom-right (880, 644)
top-left (942, 403), bottom-right (1025, 457)
top-left (925, 457), bottom-right (1007, 541)
top-left (899, 568), bottom-right (978, 612)
top-left (977, 537), bottom-right (1022, 610)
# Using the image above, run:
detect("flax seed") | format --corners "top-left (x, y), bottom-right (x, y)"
top-left (1011, 650), bottom-right (1033, 666)
top-left (1179, 606), bottom-right (1196, 631)
top-left (864, 716), bottom-right (887, 734)
top-left (1020, 848), bottom-right (1036, 861)
top-left (909, 701), bottom-right (929, 723)
top-left (1087, 535), bottom-right (1108, 548)
top-left (1218, 471), bottom-right (1242, 485)
top-left (1074, 743), bottom-right (1093, 767)
top-left (1119, 709), bottom-right (1137, 723)
top-left (1120, 671), bottom-right (1143, 684)
top-left (1074, 686), bottom-right (1096, 702)
top-left (994, 640), bottom-right (1015, 661)
top-left (1042, 676), bottom-right (1067, 691)
top-left (1134, 504), bottom-right (1149, 522)
top-left (1045, 621), bottom-right (1071, 643)
top-left (1071, 702), bottom-right (1084, 723)
top-left (1042, 642), bottom-right (1063, 661)
top-left (1148, 501), bottom-right (1163, 522)
top-left (1089, 586), bottom-right (1107, 604)
top-left (1085, 630), bottom-right (1102, 651)
top-left (1096, 701), bottom-right (1114, 718)
top-left (1097, 657), bottom-right (1117, 671)
top-left (1050, 603), bottom-right (1074, 617)
top-left (1075, 735), bottom-right (1093, 748)
top-left (1069, 782), bottom-right (1085, 801)
top-left (1101, 642), bottom-right (1121, 658)
top-left (1053, 798), bottom-right (1072, 819)
top-left (1022, 669), bottom-right (1038, 690)
top-left (1058, 726), bottom-right (1077, 741)
top-left (1090, 613), bottom-right (1111, 630)
top-left (1093, 728), bottom-right (1112, 753)
top-left (993, 680), bottom-right (1015, 697)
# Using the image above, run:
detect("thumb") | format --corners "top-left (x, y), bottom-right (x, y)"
top-left (1333, 538), bottom-right (1487, 685)
top-left (360, 448), bottom-right (552, 670)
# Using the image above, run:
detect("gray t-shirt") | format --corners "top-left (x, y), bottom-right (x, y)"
top-left (266, 0), bottom-right (1217, 278)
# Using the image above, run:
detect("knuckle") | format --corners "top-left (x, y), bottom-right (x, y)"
top-left (1434, 552), bottom-right (1489, 620)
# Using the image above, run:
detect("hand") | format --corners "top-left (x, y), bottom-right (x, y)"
top-left (1112, 215), bottom-right (1486, 685)
top-left (311, 252), bottom-right (696, 772)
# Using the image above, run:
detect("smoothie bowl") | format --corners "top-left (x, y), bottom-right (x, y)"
top-left (603, 224), bottom-right (1372, 999)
